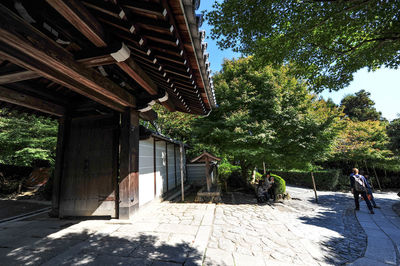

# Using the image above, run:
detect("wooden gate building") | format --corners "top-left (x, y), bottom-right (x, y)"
top-left (0, 0), bottom-right (215, 219)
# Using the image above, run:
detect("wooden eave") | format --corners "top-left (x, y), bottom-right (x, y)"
top-left (191, 152), bottom-right (221, 163)
top-left (0, 0), bottom-right (212, 117)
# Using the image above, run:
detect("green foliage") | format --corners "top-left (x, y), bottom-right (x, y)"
top-left (254, 171), bottom-right (263, 182)
top-left (192, 57), bottom-right (342, 178)
top-left (332, 119), bottom-right (392, 164)
top-left (387, 118), bottom-right (400, 155)
top-left (207, 1), bottom-right (400, 91)
top-left (271, 169), bottom-right (340, 191)
top-left (0, 110), bottom-right (57, 166)
top-left (151, 104), bottom-right (197, 143)
top-left (340, 90), bottom-right (383, 121)
top-left (218, 161), bottom-right (241, 182)
top-left (270, 173), bottom-right (286, 195)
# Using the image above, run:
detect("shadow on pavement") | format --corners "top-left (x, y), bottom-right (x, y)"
top-left (0, 218), bottom-right (202, 265)
top-left (296, 192), bottom-right (399, 265)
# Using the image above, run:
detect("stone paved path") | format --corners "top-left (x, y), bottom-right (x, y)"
top-left (349, 192), bottom-right (400, 266)
top-left (0, 186), bottom-right (398, 265)
top-left (204, 187), bottom-right (368, 265)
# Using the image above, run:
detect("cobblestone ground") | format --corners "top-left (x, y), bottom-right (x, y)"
top-left (204, 187), bottom-right (367, 265)
top-left (0, 187), bottom-right (371, 265)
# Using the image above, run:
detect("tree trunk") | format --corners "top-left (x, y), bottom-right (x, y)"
top-left (251, 167), bottom-right (256, 184)
top-left (263, 162), bottom-right (266, 175)
top-left (363, 160), bottom-right (370, 175)
top-left (311, 172), bottom-right (318, 204)
top-left (240, 161), bottom-right (250, 187)
top-left (372, 165), bottom-right (382, 191)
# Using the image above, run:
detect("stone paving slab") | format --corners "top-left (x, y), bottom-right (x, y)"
top-left (0, 187), bottom-right (399, 265)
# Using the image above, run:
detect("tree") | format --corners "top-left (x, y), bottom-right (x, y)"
top-left (332, 119), bottom-right (392, 165)
top-left (207, 0), bottom-right (400, 91)
top-left (192, 57), bottom-right (342, 180)
top-left (340, 90), bottom-right (382, 121)
top-left (0, 110), bottom-right (58, 166)
top-left (149, 104), bottom-right (197, 143)
top-left (387, 118), bottom-right (400, 155)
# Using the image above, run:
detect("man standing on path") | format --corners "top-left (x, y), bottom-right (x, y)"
top-left (350, 168), bottom-right (374, 214)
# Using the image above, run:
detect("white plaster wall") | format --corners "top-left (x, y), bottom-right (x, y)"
top-left (167, 144), bottom-right (176, 190)
top-left (155, 140), bottom-right (167, 196)
top-left (139, 138), bottom-right (155, 206)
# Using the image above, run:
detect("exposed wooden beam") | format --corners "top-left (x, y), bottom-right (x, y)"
top-left (139, 109), bottom-right (158, 121)
top-left (0, 70), bottom-right (41, 84)
top-left (0, 4), bottom-right (134, 112)
top-left (77, 54), bottom-right (115, 67)
top-left (117, 57), bottom-right (158, 95)
top-left (46, 1), bottom-right (175, 112)
top-left (0, 86), bottom-right (65, 116)
top-left (122, 2), bottom-right (165, 18)
top-left (46, 0), bottom-right (107, 47)
top-left (77, 53), bottom-right (176, 111)
top-left (160, 99), bottom-right (175, 112)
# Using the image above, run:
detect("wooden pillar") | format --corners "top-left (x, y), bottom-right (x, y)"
top-left (153, 137), bottom-right (157, 197)
top-left (174, 144), bottom-right (177, 188)
top-left (165, 141), bottom-right (169, 192)
top-left (50, 115), bottom-right (69, 217)
top-left (180, 143), bottom-right (185, 201)
top-left (119, 108), bottom-right (140, 219)
top-left (205, 157), bottom-right (211, 192)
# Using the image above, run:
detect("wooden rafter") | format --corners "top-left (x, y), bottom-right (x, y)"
top-left (46, 0), bottom-right (107, 47)
top-left (0, 86), bottom-right (65, 116)
top-left (0, 70), bottom-right (41, 84)
top-left (48, 0), bottom-right (175, 112)
top-left (117, 57), bottom-right (158, 96)
top-left (0, 3), bottom-right (134, 112)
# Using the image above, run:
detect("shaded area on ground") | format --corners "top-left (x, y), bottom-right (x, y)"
top-left (0, 200), bottom-right (50, 220)
top-left (393, 202), bottom-right (400, 217)
top-left (0, 217), bottom-right (202, 265)
top-left (295, 193), bottom-right (367, 264)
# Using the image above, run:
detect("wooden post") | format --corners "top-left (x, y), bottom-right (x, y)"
top-left (205, 157), bottom-right (211, 192)
top-left (119, 108), bottom-right (139, 219)
top-left (174, 144), bottom-right (177, 188)
top-left (311, 172), bottom-right (318, 203)
top-left (180, 143), bottom-right (184, 202)
top-left (372, 165), bottom-right (382, 191)
top-left (50, 115), bottom-right (69, 217)
top-left (165, 141), bottom-right (169, 192)
top-left (153, 137), bottom-right (156, 197)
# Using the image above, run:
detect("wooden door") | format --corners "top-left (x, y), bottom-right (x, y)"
top-left (59, 115), bottom-right (118, 218)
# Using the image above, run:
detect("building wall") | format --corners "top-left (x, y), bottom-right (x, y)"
top-left (187, 163), bottom-right (206, 186)
top-left (167, 143), bottom-right (176, 190)
top-left (187, 163), bottom-right (215, 186)
top-left (155, 139), bottom-right (167, 195)
top-left (139, 137), bottom-right (185, 206)
top-left (138, 138), bottom-right (155, 206)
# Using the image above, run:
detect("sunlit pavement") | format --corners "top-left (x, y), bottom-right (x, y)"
top-left (349, 192), bottom-right (400, 266)
top-left (0, 187), bottom-right (398, 265)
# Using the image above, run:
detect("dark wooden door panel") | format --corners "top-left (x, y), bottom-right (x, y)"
top-left (60, 115), bottom-right (118, 218)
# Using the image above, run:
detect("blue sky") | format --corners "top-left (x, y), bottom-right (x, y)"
top-left (199, 2), bottom-right (400, 122)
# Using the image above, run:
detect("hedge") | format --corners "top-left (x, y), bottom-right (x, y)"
top-left (270, 169), bottom-right (340, 191)
top-left (271, 174), bottom-right (286, 195)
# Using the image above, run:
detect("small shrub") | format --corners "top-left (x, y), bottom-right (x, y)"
top-left (271, 173), bottom-right (286, 195)
top-left (255, 171), bottom-right (263, 182)
top-left (218, 162), bottom-right (241, 191)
